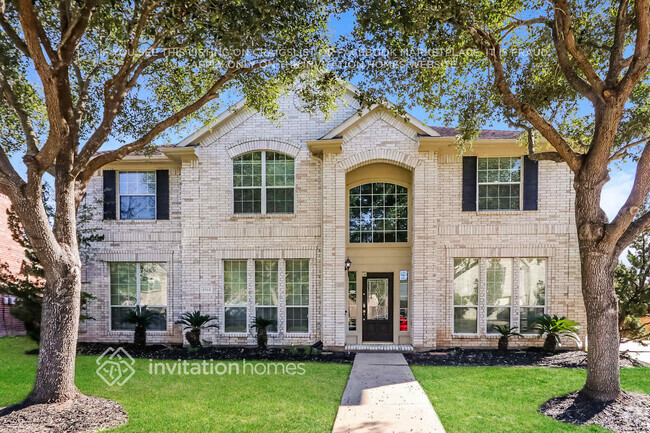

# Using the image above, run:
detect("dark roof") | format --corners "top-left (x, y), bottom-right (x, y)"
top-left (430, 126), bottom-right (521, 140)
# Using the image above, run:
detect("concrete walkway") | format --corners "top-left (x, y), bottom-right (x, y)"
top-left (332, 353), bottom-right (446, 433)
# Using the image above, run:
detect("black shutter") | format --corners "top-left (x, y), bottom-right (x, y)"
top-left (103, 170), bottom-right (116, 220)
top-left (156, 170), bottom-right (169, 220)
top-left (462, 156), bottom-right (477, 211)
top-left (523, 156), bottom-right (539, 211)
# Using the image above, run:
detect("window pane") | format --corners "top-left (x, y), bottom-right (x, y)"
top-left (265, 152), bottom-right (294, 187)
top-left (520, 307), bottom-right (545, 333)
top-left (119, 172), bottom-right (156, 195)
top-left (224, 260), bottom-right (247, 306)
top-left (454, 307), bottom-right (477, 333)
top-left (286, 260), bottom-right (309, 306)
top-left (233, 153), bottom-right (262, 187)
top-left (147, 307), bottom-right (167, 331)
top-left (266, 188), bottom-right (294, 213)
top-left (399, 271), bottom-right (408, 332)
top-left (487, 307), bottom-right (511, 334)
top-left (453, 258), bottom-right (479, 305)
top-left (111, 307), bottom-right (135, 330)
top-left (286, 307), bottom-right (308, 333)
top-left (233, 188), bottom-right (261, 214)
top-left (486, 259), bottom-right (512, 306)
top-left (477, 157), bottom-right (521, 211)
top-left (255, 307), bottom-right (277, 333)
top-left (120, 196), bottom-right (155, 220)
top-left (110, 263), bottom-right (137, 306)
top-left (520, 258), bottom-right (546, 306)
top-left (255, 260), bottom-right (278, 306)
top-left (140, 263), bottom-right (167, 306)
top-left (348, 271), bottom-right (357, 331)
top-left (225, 307), bottom-right (247, 333)
top-left (349, 182), bottom-right (408, 243)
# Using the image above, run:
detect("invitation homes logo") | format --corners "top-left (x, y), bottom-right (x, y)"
top-left (96, 347), bottom-right (136, 386)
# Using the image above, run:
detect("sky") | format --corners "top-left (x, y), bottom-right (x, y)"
top-left (6, 9), bottom-right (637, 234)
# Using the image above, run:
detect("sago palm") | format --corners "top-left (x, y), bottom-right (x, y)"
top-left (176, 311), bottom-right (219, 348)
top-left (534, 314), bottom-right (582, 353)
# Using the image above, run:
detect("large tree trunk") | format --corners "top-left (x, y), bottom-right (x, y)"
top-left (580, 251), bottom-right (621, 402)
top-left (27, 258), bottom-right (82, 404)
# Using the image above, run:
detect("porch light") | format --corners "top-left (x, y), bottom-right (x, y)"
top-left (345, 258), bottom-right (352, 272)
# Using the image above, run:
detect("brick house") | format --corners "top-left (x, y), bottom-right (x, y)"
top-left (0, 193), bottom-right (26, 336)
top-left (79, 90), bottom-right (585, 350)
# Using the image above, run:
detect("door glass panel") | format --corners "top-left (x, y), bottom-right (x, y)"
top-left (367, 278), bottom-right (389, 320)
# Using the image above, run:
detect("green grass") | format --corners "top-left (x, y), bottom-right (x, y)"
top-left (0, 337), bottom-right (350, 432)
top-left (411, 365), bottom-right (650, 433)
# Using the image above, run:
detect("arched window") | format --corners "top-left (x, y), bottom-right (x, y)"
top-left (349, 182), bottom-right (408, 243)
top-left (233, 151), bottom-right (295, 214)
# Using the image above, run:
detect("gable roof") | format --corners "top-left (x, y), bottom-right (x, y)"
top-left (430, 126), bottom-right (521, 140)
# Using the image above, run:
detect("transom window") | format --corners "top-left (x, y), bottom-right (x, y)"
top-left (477, 157), bottom-right (521, 211)
top-left (118, 172), bottom-right (156, 219)
top-left (109, 262), bottom-right (167, 331)
top-left (349, 182), bottom-right (408, 243)
top-left (233, 151), bottom-right (295, 214)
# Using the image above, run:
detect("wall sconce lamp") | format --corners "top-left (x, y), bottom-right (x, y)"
top-left (345, 257), bottom-right (352, 272)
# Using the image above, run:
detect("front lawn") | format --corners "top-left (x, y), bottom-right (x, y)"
top-left (0, 337), bottom-right (350, 432)
top-left (412, 365), bottom-right (650, 433)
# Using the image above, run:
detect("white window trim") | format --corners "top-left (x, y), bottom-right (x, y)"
top-left (223, 259), bottom-right (249, 335)
top-left (518, 258), bottom-right (548, 336)
top-left (476, 156), bottom-right (523, 212)
top-left (284, 259), bottom-right (310, 335)
top-left (108, 262), bottom-right (168, 332)
top-left (117, 171), bottom-right (157, 220)
top-left (254, 259), bottom-right (279, 335)
top-left (451, 258), bottom-right (480, 337)
top-left (232, 151), bottom-right (295, 215)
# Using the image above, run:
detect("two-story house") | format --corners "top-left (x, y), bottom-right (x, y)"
top-left (79, 88), bottom-right (585, 350)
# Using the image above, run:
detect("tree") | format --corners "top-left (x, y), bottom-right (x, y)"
top-left (0, 188), bottom-right (99, 342)
top-left (343, 0), bottom-right (650, 401)
top-left (615, 230), bottom-right (650, 343)
top-left (0, 0), bottom-right (340, 405)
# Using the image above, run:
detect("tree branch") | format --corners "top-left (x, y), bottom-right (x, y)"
top-left (610, 136), bottom-right (650, 161)
top-left (466, 24), bottom-right (583, 172)
top-left (0, 69), bottom-right (40, 155)
top-left (0, 0), bottom-right (29, 56)
top-left (617, 211), bottom-right (650, 256)
top-left (57, 0), bottom-right (99, 63)
top-left (606, 0), bottom-right (631, 86)
top-left (617, 0), bottom-right (650, 99)
top-left (605, 142), bottom-right (650, 250)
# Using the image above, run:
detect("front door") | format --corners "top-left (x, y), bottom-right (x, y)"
top-left (362, 273), bottom-right (393, 342)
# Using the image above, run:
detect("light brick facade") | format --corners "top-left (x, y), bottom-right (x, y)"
top-left (0, 193), bottom-right (26, 336)
top-left (79, 92), bottom-right (585, 350)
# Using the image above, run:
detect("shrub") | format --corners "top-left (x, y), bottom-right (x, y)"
top-left (175, 311), bottom-right (219, 348)
top-left (123, 306), bottom-right (162, 347)
top-left (251, 316), bottom-right (276, 350)
top-left (493, 325), bottom-right (521, 351)
top-left (534, 314), bottom-right (582, 352)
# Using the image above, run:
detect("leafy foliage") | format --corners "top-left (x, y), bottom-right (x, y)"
top-left (534, 314), bottom-right (582, 352)
top-left (123, 305), bottom-right (163, 347)
top-left (494, 325), bottom-right (521, 351)
top-left (175, 310), bottom-right (219, 348)
top-left (615, 231), bottom-right (650, 343)
top-left (252, 316), bottom-right (276, 350)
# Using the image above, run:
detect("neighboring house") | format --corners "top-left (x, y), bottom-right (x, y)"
top-left (0, 193), bottom-right (25, 337)
top-left (79, 89), bottom-right (585, 350)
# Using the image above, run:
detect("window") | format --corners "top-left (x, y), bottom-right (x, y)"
top-left (453, 258), bottom-right (479, 333)
top-left (519, 258), bottom-right (546, 333)
top-left (286, 260), bottom-right (309, 333)
top-left (349, 182), bottom-right (408, 243)
top-left (399, 271), bottom-right (409, 331)
top-left (255, 260), bottom-right (278, 333)
top-left (486, 259), bottom-right (512, 334)
top-left (110, 263), bottom-right (167, 331)
top-left (118, 172), bottom-right (156, 219)
top-left (224, 260), bottom-right (248, 333)
top-left (233, 151), bottom-right (294, 214)
top-left (347, 271), bottom-right (357, 331)
top-left (477, 157), bottom-right (521, 211)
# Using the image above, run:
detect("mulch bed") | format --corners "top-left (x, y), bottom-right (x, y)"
top-left (405, 348), bottom-right (647, 368)
top-left (540, 391), bottom-right (650, 433)
top-left (76, 342), bottom-right (356, 364)
top-left (0, 396), bottom-right (127, 433)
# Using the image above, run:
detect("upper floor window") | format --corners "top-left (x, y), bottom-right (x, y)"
top-left (233, 151), bottom-right (295, 214)
top-left (349, 182), bottom-right (408, 243)
top-left (477, 157), bottom-right (521, 211)
top-left (119, 171), bottom-right (156, 219)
